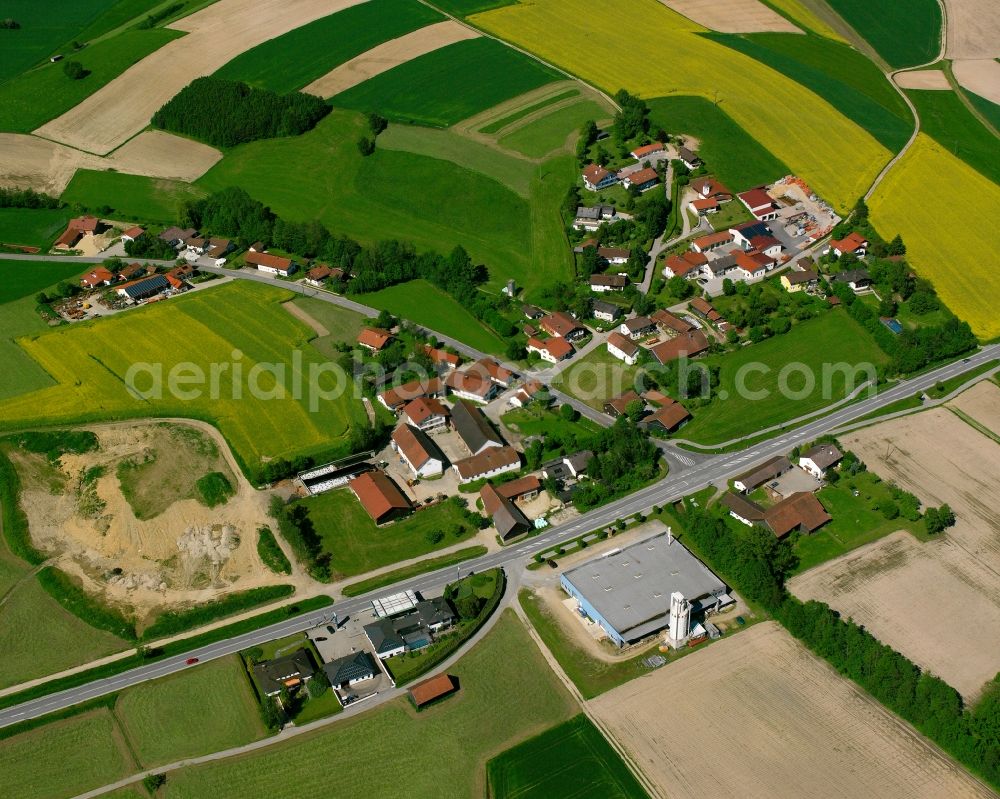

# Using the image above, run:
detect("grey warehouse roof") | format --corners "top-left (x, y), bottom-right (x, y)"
top-left (562, 524), bottom-right (729, 641)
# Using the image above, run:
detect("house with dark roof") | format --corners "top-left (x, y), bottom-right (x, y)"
top-left (253, 649), bottom-right (317, 697)
top-left (678, 145), bottom-right (702, 170)
top-left (604, 390), bottom-right (642, 417)
top-left (834, 269), bottom-right (872, 292)
top-left (781, 270), bottom-right (819, 292)
top-left (799, 444), bottom-right (843, 479)
top-left (651, 308), bottom-right (694, 334)
top-left (733, 456), bottom-right (792, 493)
top-left (573, 205), bottom-right (619, 231)
top-left (349, 471), bottom-right (411, 524)
top-left (364, 598), bottom-right (457, 659)
top-left (481, 482), bottom-right (532, 540)
top-left (116, 274), bottom-right (171, 303)
top-left (607, 331), bottom-right (639, 365)
top-left (590, 273), bottom-right (629, 292)
top-left (620, 315), bottom-right (655, 340)
top-left (451, 400), bottom-right (503, 455)
top-left (323, 650), bottom-right (377, 689)
top-left (592, 300), bottom-right (622, 322)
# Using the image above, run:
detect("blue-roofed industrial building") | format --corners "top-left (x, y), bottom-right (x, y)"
top-left (560, 525), bottom-right (733, 648)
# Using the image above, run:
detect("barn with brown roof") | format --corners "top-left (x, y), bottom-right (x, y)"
top-left (349, 471), bottom-right (411, 524)
top-left (409, 673), bottom-right (458, 708)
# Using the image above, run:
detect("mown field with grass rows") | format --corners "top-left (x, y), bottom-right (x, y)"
top-left (823, 0), bottom-right (941, 68)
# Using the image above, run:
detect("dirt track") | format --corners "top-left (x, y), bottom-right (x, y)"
top-left (791, 401), bottom-right (1000, 700)
top-left (590, 622), bottom-right (994, 799)
top-left (657, 0), bottom-right (801, 32)
top-left (303, 20), bottom-right (479, 98)
top-left (35, 0), bottom-right (368, 155)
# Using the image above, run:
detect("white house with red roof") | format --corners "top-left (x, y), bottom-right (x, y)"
top-left (120, 226), bottom-right (145, 243)
top-left (606, 331), bottom-right (639, 366)
top-left (526, 336), bottom-right (574, 363)
top-left (825, 231), bottom-right (868, 257)
top-left (582, 163), bottom-right (619, 192)
top-left (737, 188), bottom-right (780, 221)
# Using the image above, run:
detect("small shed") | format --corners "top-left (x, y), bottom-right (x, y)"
top-left (408, 673), bottom-right (458, 708)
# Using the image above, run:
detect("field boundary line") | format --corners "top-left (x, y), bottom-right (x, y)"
top-left (511, 594), bottom-right (665, 799)
top-left (947, 407), bottom-right (1000, 445)
top-left (418, 0), bottom-right (621, 114)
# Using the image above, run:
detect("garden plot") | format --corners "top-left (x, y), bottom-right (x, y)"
top-left (34, 0), bottom-right (368, 155)
top-left (304, 20), bottom-right (479, 98)
top-left (589, 622), bottom-right (995, 799)
top-left (790, 404), bottom-right (1000, 700)
top-left (658, 0), bottom-right (801, 32)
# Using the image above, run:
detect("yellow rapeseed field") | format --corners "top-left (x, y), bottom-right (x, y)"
top-left (0, 282), bottom-right (363, 473)
top-left (765, 0), bottom-right (847, 40)
top-left (870, 134), bottom-right (1000, 340)
top-left (472, 0), bottom-right (888, 210)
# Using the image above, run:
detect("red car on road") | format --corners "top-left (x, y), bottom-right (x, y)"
top-left (185, 657), bottom-right (199, 665)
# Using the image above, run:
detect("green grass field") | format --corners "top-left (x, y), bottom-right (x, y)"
top-left (294, 490), bottom-right (479, 578)
top-left (199, 110), bottom-right (538, 293)
top-left (0, 209), bottom-right (70, 250)
top-left (73, 0), bottom-right (166, 43)
top-left (488, 714), bottom-right (649, 799)
top-left (331, 37), bottom-right (560, 127)
top-left (676, 310), bottom-right (889, 444)
top-left (646, 96), bottom-right (790, 190)
top-left (0, 259), bottom-right (83, 304)
top-left (0, 295), bottom-right (61, 400)
top-left (708, 198), bottom-right (754, 231)
top-left (430, 0), bottom-right (516, 15)
top-left (61, 169), bottom-right (207, 223)
top-left (0, 708), bottom-right (134, 799)
top-left (967, 91), bottom-right (1000, 133)
top-left (214, 0), bottom-right (442, 93)
top-left (0, 28), bottom-right (182, 133)
top-left (285, 296), bottom-right (365, 360)
top-left (163, 610), bottom-right (577, 799)
top-left (498, 99), bottom-right (610, 158)
top-left (824, 0), bottom-right (941, 69)
top-left (0, 0), bottom-right (121, 81)
top-left (480, 88), bottom-right (580, 134)
top-left (906, 89), bottom-right (1000, 185)
top-left (793, 471), bottom-right (928, 573)
top-left (115, 655), bottom-right (265, 767)
top-left (553, 346), bottom-right (642, 411)
top-left (341, 545), bottom-right (488, 596)
top-left (0, 281), bottom-right (365, 479)
top-left (360, 279), bottom-right (506, 354)
top-left (378, 124), bottom-right (537, 196)
top-left (0, 577), bottom-right (130, 688)
top-left (708, 33), bottom-right (912, 153)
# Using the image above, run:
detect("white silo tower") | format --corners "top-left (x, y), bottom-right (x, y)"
top-left (668, 591), bottom-right (690, 648)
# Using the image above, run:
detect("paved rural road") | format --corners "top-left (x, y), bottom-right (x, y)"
top-left (1, 341), bottom-right (995, 730)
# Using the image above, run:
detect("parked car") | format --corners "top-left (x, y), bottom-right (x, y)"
top-left (326, 625), bottom-right (336, 634)
top-left (314, 636), bottom-right (327, 642)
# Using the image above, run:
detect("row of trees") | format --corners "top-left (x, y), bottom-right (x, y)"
top-left (676, 499), bottom-right (1000, 790)
top-left (0, 186), bottom-right (61, 209)
top-left (152, 77), bottom-right (330, 148)
top-left (124, 232), bottom-right (176, 260)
